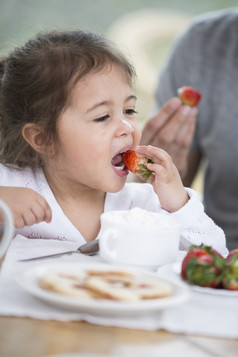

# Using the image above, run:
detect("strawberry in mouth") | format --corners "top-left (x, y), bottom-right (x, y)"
top-left (111, 152), bottom-right (129, 177)
top-left (122, 149), bottom-right (154, 181)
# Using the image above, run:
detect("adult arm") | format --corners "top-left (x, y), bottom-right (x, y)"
top-left (143, 23), bottom-right (203, 184)
top-left (141, 98), bottom-right (198, 180)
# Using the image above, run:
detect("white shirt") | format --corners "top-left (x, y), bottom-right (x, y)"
top-left (0, 164), bottom-right (228, 255)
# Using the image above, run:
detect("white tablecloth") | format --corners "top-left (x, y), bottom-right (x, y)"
top-left (0, 235), bottom-right (237, 339)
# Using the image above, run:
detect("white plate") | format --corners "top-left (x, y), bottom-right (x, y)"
top-left (15, 262), bottom-right (190, 316)
top-left (190, 285), bottom-right (238, 297)
top-left (172, 262), bottom-right (238, 297)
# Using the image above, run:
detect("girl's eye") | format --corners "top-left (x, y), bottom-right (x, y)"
top-left (124, 109), bottom-right (138, 115)
top-left (94, 114), bottom-right (110, 122)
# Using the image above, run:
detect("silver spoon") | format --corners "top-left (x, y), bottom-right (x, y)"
top-left (19, 239), bottom-right (99, 262)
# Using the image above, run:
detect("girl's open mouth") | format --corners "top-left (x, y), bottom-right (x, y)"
top-left (111, 152), bottom-right (128, 177)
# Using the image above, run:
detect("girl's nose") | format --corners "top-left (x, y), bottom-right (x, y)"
top-left (116, 117), bottom-right (134, 136)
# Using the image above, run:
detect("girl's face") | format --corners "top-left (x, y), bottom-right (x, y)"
top-left (49, 64), bottom-right (141, 193)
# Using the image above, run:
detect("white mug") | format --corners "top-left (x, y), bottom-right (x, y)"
top-left (0, 200), bottom-right (14, 267)
top-left (99, 208), bottom-right (181, 268)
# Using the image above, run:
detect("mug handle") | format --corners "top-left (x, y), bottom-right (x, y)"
top-left (99, 228), bottom-right (118, 263)
top-left (0, 200), bottom-right (14, 260)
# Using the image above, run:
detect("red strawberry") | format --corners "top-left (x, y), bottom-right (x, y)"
top-left (226, 249), bottom-right (238, 264)
top-left (177, 86), bottom-right (202, 107)
top-left (122, 150), bottom-right (153, 181)
top-left (222, 250), bottom-right (238, 290)
top-left (181, 245), bottom-right (225, 288)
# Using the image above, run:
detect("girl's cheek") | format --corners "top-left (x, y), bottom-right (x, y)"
top-left (134, 123), bottom-right (142, 144)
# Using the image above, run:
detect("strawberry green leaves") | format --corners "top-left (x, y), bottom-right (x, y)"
top-left (136, 159), bottom-right (153, 181)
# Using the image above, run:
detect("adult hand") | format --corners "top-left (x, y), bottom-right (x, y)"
top-left (141, 98), bottom-right (198, 178)
top-left (0, 187), bottom-right (52, 228)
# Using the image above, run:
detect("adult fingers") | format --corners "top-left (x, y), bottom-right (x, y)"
top-left (141, 98), bottom-right (182, 145)
top-left (154, 105), bottom-right (196, 149)
top-left (173, 107), bottom-right (197, 148)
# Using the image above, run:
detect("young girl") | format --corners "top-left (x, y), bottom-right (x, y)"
top-left (0, 30), bottom-right (227, 255)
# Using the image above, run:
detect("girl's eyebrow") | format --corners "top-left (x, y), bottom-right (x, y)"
top-left (86, 95), bottom-right (137, 113)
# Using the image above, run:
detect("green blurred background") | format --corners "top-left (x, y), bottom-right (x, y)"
top-left (1, 0), bottom-right (237, 191)
top-left (1, 0), bottom-right (237, 50)
top-left (1, 0), bottom-right (237, 119)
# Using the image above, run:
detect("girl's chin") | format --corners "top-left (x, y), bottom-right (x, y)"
top-left (106, 175), bottom-right (128, 193)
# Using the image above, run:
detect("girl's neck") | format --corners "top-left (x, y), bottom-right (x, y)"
top-left (43, 168), bottom-right (106, 242)
top-left (43, 167), bottom-right (105, 203)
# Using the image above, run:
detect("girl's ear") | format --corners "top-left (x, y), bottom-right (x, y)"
top-left (22, 123), bottom-right (54, 155)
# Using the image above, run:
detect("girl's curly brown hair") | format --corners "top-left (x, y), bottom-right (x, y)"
top-left (0, 30), bottom-right (135, 168)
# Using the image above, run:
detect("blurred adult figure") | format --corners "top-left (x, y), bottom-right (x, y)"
top-left (141, 8), bottom-right (238, 250)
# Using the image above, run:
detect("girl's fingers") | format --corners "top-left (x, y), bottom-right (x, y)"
top-left (36, 197), bottom-right (52, 223)
top-left (136, 145), bottom-right (171, 166)
top-left (21, 200), bottom-right (52, 226)
top-left (147, 162), bottom-right (168, 177)
top-left (23, 210), bottom-right (38, 226)
top-left (14, 216), bottom-right (25, 229)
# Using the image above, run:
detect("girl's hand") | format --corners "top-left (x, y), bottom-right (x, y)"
top-left (135, 145), bottom-right (189, 212)
top-left (0, 187), bottom-right (52, 228)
